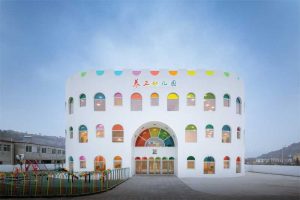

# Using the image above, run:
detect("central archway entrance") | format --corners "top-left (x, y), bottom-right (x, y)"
top-left (132, 121), bottom-right (177, 175)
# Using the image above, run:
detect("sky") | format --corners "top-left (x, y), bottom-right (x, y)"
top-left (0, 0), bottom-right (299, 157)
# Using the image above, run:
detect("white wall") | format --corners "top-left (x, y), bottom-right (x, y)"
top-left (66, 69), bottom-right (245, 177)
top-left (246, 165), bottom-right (300, 177)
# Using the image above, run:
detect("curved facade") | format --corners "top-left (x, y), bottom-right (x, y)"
top-left (65, 69), bottom-right (245, 177)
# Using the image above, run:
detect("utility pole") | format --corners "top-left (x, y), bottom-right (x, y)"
top-left (281, 146), bottom-right (285, 165)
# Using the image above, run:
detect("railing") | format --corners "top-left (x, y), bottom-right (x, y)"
top-left (0, 168), bottom-right (130, 197)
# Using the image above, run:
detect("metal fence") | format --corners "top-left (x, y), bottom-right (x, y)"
top-left (0, 168), bottom-right (130, 197)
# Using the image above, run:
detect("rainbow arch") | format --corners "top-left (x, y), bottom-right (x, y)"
top-left (135, 128), bottom-right (175, 147)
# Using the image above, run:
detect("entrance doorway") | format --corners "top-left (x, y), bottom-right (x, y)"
top-left (132, 121), bottom-right (177, 176)
top-left (135, 157), bottom-right (174, 175)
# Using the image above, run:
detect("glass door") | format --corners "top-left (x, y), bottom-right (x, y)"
top-left (155, 157), bottom-right (161, 174)
top-left (162, 158), bottom-right (168, 174)
top-left (135, 157), bottom-right (142, 174)
top-left (142, 157), bottom-right (148, 174)
top-left (168, 158), bottom-right (174, 174)
top-left (149, 157), bottom-right (155, 174)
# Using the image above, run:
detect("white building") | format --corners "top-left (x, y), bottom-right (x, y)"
top-left (65, 69), bottom-right (245, 177)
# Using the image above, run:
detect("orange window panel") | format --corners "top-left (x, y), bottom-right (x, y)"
top-left (135, 136), bottom-right (146, 146)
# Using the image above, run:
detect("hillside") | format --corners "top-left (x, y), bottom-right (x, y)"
top-left (0, 130), bottom-right (65, 148)
top-left (258, 142), bottom-right (300, 159)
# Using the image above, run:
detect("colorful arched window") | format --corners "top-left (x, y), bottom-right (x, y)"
top-left (204, 93), bottom-right (216, 111)
top-left (237, 127), bottom-right (241, 139)
top-left (185, 124), bottom-right (197, 143)
top-left (79, 94), bottom-right (86, 107)
top-left (114, 92), bottom-right (123, 106)
top-left (222, 125), bottom-right (231, 143)
top-left (68, 97), bottom-right (74, 114)
top-left (79, 156), bottom-right (86, 168)
top-left (204, 156), bottom-right (215, 174)
top-left (96, 124), bottom-right (104, 138)
top-left (236, 157), bottom-right (241, 173)
top-left (150, 93), bottom-right (159, 106)
top-left (112, 124), bottom-right (124, 142)
top-left (68, 156), bottom-right (74, 172)
top-left (205, 124), bottom-right (214, 138)
top-left (187, 93), bottom-right (196, 106)
top-left (79, 125), bottom-right (88, 143)
top-left (94, 93), bottom-right (105, 111)
top-left (223, 94), bottom-right (230, 107)
top-left (114, 156), bottom-right (122, 168)
top-left (94, 156), bottom-right (106, 171)
top-left (236, 97), bottom-right (242, 114)
top-left (135, 128), bottom-right (175, 147)
top-left (187, 156), bottom-right (195, 169)
top-left (131, 93), bottom-right (142, 111)
top-left (224, 156), bottom-right (230, 169)
top-left (167, 93), bottom-right (179, 111)
top-left (69, 127), bottom-right (73, 139)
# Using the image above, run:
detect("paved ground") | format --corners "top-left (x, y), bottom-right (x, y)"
top-left (68, 172), bottom-right (300, 200)
top-left (181, 172), bottom-right (300, 199)
top-left (71, 175), bottom-right (211, 200)
top-left (19, 172), bottom-right (297, 200)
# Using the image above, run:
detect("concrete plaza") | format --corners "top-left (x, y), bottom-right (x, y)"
top-left (181, 172), bottom-right (300, 199)
top-left (68, 172), bottom-right (300, 200)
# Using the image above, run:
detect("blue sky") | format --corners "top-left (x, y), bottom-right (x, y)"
top-left (0, 0), bottom-right (299, 157)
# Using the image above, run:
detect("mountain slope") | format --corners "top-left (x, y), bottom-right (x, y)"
top-left (258, 142), bottom-right (300, 159)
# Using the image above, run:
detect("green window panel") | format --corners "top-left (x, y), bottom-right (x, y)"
top-left (204, 93), bottom-right (215, 100)
top-left (187, 156), bottom-right (195, 160)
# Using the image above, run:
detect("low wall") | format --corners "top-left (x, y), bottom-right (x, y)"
top-left (245, 164), bottom-right (300, 177)
top-left (0, 164), bottom-right (65, 172)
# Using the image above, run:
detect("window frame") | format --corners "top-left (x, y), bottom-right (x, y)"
top-left (204, 93), bottom-right (216, 111)
top-left (167, 93), bottom-right (179, 111)
top-left (131, 93), bottom-right (143, 111)
top-left (187, 156), bottom-right (195, 169)
top-left (185, 124), bottom-right (197, 143)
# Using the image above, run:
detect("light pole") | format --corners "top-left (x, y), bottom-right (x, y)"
top-left (281, 145), bottom-right (286, 165)
top-left (23, 135), bottom-right (32, 171)
top-left (16, 154), bottom-right (24, 171)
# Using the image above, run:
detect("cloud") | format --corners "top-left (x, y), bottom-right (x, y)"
top-left (79, 3), bottom-right (244, 72)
